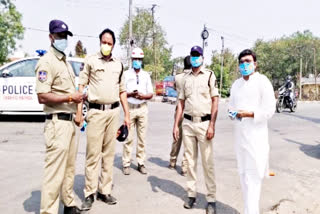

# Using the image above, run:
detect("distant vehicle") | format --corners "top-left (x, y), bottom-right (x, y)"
top-left (276, 86), bottom-right (297, 113)
top-left (0, 56), bottom-right (85, 115)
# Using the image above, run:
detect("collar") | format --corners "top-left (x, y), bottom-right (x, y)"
top-left (50, 46), bottom-right (65, 60)
top-left (97, 52), bottom-right (114, 61)
top-left (190, 67), bottom-right (205, 76)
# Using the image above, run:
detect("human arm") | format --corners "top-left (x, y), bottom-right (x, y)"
top-left (206, 96), bottom-right (219, 140)
top-left (173, 99), bottom-right (184, 142)
top-left (120, 91), bottom-right (130, 128)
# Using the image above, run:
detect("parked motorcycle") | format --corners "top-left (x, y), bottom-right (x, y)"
top-left (276, 86), bottom-right (297, 113)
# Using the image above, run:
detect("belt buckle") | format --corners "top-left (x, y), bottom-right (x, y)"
top-left (192, 117), bottom-right (202, 123)
top-left (103, 104), bottom-right (112, 110)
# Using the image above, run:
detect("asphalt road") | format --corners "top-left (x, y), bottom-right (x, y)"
top-left (0, 102), bottom-right (319, 214)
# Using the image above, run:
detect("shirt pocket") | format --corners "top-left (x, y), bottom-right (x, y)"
top-left (91, 66), bottom-right (105, 82)
top-left (198, 85), bottom-right (210, 99)
top-left (184, 83), bottom-right (193, 98)
top-left (55, 72), bottom-right (72, 91)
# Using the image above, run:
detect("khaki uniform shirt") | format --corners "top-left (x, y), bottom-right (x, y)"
top-left (35, 47), bottom-right (77, 114)
top-left (79, 52), bottom-right (125, 104)
top-left (179, 68), bottom-right (219, 117)
top-left (175, 69), bottom-right (191, 96)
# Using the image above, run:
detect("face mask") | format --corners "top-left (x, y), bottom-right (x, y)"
top-left (101, 43), bottom-right (112, 56)
top-left (132, 60), bottom-right (142, 69)
top-left (190, 56), bottom-right (203, 68)
top-left (239, 62), bottom-right (255, 76)
top-left (53, 39), bottom-right (68, 52)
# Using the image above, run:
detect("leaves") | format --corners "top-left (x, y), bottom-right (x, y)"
top-left (0, 0), bottom-right (24, 64)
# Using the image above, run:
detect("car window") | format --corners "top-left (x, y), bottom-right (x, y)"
top-left (0, 59), bottom-right (38, 77)
top-left (69, 61), bottom-right (84, 77)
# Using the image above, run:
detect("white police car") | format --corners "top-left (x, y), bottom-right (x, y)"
top-left (0, 56), bottom-right (85, 115)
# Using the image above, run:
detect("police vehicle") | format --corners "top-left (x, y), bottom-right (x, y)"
top-left (0, 56), bottom-right (85, 115)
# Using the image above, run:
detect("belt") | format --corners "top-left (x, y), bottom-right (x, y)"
top-left (128, 102), bottom-right (145, 109)
top-left (89, 101), bottom-right (120, 110)
top-left (46, 113), bottom-right (73, 121)
top-left (184, 114), bottom-right (211, 123)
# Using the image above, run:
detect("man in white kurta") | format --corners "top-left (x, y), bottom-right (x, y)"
top-left (228, 49), bottom-right (275, 214)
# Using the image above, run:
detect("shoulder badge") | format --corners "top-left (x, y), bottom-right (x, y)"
top-left (38, 71), bottom-right (47, 82)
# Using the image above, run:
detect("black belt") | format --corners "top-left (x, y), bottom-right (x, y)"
top-left (89, 101), bottom-right (120, 110)
top-left (184, 114), bottom-right (211, 122)
top-left (46, 113), bottom-right (73, 121)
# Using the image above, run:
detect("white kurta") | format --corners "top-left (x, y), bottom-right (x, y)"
top-left (229, 72), bottom-right (276, 178)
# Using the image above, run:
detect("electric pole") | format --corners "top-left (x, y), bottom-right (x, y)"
top-left (299, 56), bottom-right (302, 100)
top-left (201, 25), bottom-right (209, 55)
top-left (128, 0), bottom-right (133, 68)
top-left (313, 48), bottom-right (318, 100)
top-left (219, 36), bottom-right (224, 97)
top-left (151, 4), bottom-right (157, 82)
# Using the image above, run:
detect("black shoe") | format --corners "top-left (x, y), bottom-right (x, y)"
top-left (97, 192), bottom-right (117, 205)
top-left (81, 193), bottom-right (94, 211)
top-left (183, 197), bottom-right (196, 209)
top-left (137, 164), bottom-right (147, 174)
top-left (206, 202), bottom-right (216, 214)
top-left (63, 206), bottom-right (81, 214)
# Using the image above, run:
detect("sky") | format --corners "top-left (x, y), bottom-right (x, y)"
top-left (12, 0), bottom-right (320, 65)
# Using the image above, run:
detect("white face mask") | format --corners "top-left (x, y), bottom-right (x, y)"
top-left (53, 39), bottom-right (68, 52)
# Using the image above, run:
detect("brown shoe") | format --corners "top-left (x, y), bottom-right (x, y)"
top-left (168, 163), bottom-right (176, 169)
top-left (122, 166), bottom-right (130, 175)
top-left (137, 164), bottom-right (147, 174)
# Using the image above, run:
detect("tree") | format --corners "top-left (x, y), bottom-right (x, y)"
top-left (253, 30), bottom-right (320, 89)
top-left (0, 0), bottom-right (24, 64)
top-left (74, 40), bottom-right (86, 58)
top-left (207, 49), bottom-right (238, 97)
top-left (119, 8), bottom-right (172, 80)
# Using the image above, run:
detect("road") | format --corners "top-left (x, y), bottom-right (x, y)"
top-left (0, 102), bottom-right (319, 214)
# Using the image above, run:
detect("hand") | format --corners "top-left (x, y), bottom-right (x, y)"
top-left (74, 113), bottom-right (83, 127)
top-left (71, 92), bottom-right (83, 103)
top-left (236, 110), bottom-right (253, 118)
top-left (173, 125), bottom-right (180, 142)
top-left (124, 114), bottom-right (130, 129)
top-left (206, 124), bottom-right (215, 140)
top-left (136, 93), bottom-right (145, 100)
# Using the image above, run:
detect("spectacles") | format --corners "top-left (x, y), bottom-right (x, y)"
top-left (136, 74), bottom-right (139, 85)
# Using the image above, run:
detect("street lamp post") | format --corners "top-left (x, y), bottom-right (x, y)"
top-left (201, 25), bottom-right (209, 55)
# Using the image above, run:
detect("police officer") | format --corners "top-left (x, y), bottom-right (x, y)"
top-left (122, 47), bottom-right (153, 175)
top-left (173, 46), bottom-right (219, 214)
top-left (35, 20), bottom-right (83, 214)
top-left (168, 56), bottom-right (191, 176)
top-left (76, 28), bottom-right (130, 211)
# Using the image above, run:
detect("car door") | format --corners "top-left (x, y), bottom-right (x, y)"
top-left (0, 59), bottom-right (42, 113)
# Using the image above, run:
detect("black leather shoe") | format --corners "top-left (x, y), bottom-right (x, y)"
top-left (183, 197), bottom-right (196, 209)
top-left (81, 193), bottom-right (94, 211)
top-left (206, 202), bottom-right (216, 214)
top-left (97, 192), bottom-right (117, 205)
top-left (137, 164), bottom-right (147, 174)
top-left (63, 206), bottom-right (81, 214)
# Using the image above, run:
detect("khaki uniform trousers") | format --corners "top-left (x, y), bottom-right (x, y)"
top-left (122, 103), bottom-right (148, 167)
top-left (84, 107), bottom-right (120, 198)
top-left (169, 117), bottom-right (187, 171)
top-left (182, 119), bottom-right (216, 202)
top-left (40, 115), bottom-right (78, 214)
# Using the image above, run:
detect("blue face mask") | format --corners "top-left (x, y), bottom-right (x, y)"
top-left (53, 39), bottom-right (68, 53)
top-left (132, 60), bottom-right (142, 69)
top-left (190, 56), bottom-right (203, 68)
top-left (239, 62), bottom-right (255, 76)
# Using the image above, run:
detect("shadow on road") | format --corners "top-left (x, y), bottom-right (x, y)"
top-left (23, 190), bottom-right (41, 214)
top-left (283, 112), bottom-right (320, 124)
top-left (148, 156), bottom-right (184, 174)
top-left (285, 138), bottom-right (320, 159)
top-left (113, 154), bottom-right (138, 171)
top-left (0, 115), bottom-right (45, 122)
top-left (147, 175), bottom-right (240, 213)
